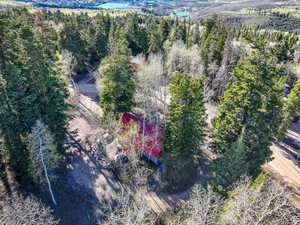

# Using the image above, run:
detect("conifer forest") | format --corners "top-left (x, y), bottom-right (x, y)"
top-left (1, 1), bottom-right (300, 224)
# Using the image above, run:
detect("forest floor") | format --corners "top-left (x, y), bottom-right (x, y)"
top-left (50, 85), bottom-right (121, 225)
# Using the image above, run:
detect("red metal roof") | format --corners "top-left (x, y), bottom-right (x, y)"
top-left (121, 113), bottom-right (164, 157)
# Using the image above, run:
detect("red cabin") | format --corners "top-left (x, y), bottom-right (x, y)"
top-left (121, 113), bottom-right (164, 161)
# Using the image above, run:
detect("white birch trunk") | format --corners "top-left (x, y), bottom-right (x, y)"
top-left (38, 136), bottom-right (57, 206)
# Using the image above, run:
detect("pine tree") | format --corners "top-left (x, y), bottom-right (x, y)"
top-left (89, 13), bottom-right (111, 67)
top-left (169, 20), bottom-right (187, 44)
top-left (212, 44), bottom-right (285, 177)
top-left (277, 79), bottom-right (300, 140)
top-left (0, 66), bottom-right (31, 180)
top-left (0, 9), bottom-right (69, 183)
top-left (189, 24), bottom-right (201, 47)
top-left (148, 25), bottom-right (163, 54)
top-left (59, 18), bottom-right (90, 73)
top-left (210, 133), bottom-right (248, 195)
top-left (107, 19), bottom-right (123, 54)
top-left (124, 14), bottom-right (148, 55)
top-left (100, 39), bottom-right (135, 117)
top-left (159, 19), bottom-right (171, 42)
top-left (271, 39), bottom-right (293, 63)
top-left (200, 22), bottom-right (226, 75)
top-left (164, 73), bottom-right (206, 166)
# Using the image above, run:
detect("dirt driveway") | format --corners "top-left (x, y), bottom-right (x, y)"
top-left (263, 123), bottom-right (300, 208)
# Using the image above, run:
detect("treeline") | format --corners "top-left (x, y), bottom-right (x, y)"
top-left (43, 10), bottom-right (201, 73)
top-left (241, 8), bottom-right (300, 32)
top-left (31, 0), bottom-right (102, 8)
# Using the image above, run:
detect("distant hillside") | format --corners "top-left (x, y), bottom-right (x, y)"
top-left (27, 0), bottom-right (104, 8)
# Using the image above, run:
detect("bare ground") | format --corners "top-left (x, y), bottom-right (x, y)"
top-left (50, 85), bottom-right (122, 225)
top-left (263, 123), bottom-right (300, 209)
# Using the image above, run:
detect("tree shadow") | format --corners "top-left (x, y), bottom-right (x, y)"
top-left (65, 130), bottom-right (122, 192)
top-left (0, 169), bottom-right (13, 196)
top-left (37, 129), bottom-right (124, 225)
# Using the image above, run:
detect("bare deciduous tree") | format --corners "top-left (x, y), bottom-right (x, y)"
top-left (135, 53), bottom-right (168, 172)
top-left (0, 194), bottom-right (58, 225)
top-left (104, 190), bottom-right (156, 225)
top-left (58, 49), bottom-right (77, 82)
top-left (116, 122), bottom-right (152, 187)
top-left (219, 176), bottom-right (300, 225)
top-left (166, 41), bottom-right (202, 79)
top-left (63, 49), bottom-right (76, 75)
top-left (184, 185), bottom-right (223, 225)
top-left (135, 53), bottom-right (167, 119)
top-left (59, 50), bottom-right (79, 105)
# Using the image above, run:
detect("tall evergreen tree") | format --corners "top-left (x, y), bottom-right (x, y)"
top-left (148, 25), bottom-right (163, 54)
top-left (89, 13), bottom-right (111, 67)
top-left (277, 79), bottom-right (300, 140)
top-left (100, 39), bottom-right (135, 118)
top-left (60, 20), bottom-right (89, 73)
top-left (212, 43), bottom-right (285, 176)
top-left (159, 19), bottom-right (171, 42)
top-left (124, 14), bottom-right (148, 55)
top-left (0, 9), bottom-right (69, 182)
top-left (210, 133), bottom-right (248, 195)
top-left (169, 19), bottom-right (187, 44)
top-left (164, 73), bottom-right (206, 166)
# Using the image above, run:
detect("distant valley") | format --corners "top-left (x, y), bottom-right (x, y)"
top-left (9, 0), bottom-right (300, 32)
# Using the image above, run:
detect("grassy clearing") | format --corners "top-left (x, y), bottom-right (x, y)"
top-left (243, 16), bottom-right (270, 27)
top-left (49, 8), bottom-right (101, 17)
top-left (269, 8), bottom-right (300, 19)
top-left (0, 1), bottom-right (143, 17)
top-left (240, 7), bottom-right (300, 19)
top-left (45, 7), bottom-right (143, 17)
top-left (0, 0), bottom-right (31, 7)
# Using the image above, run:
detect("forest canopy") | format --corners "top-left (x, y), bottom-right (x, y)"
top-left (0, 7), bottom-right (300, 225)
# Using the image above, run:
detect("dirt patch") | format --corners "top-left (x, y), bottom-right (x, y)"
top-left (205, 102), bottom-right (218, 127)
top-left (35, 82), bottom-right (122, 225)
top-left (263, 121), bottom-right (300, 209)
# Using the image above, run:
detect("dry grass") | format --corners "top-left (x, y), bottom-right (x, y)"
top-left (0, 0), bottom-right (31, 7)
top-left (46, 7), bottom-right (142, 17)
